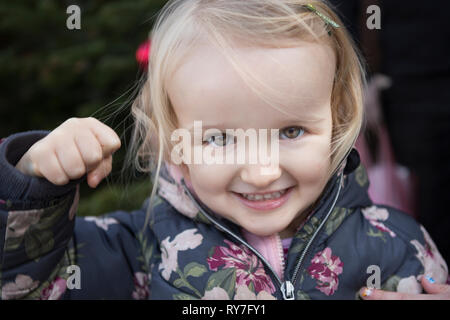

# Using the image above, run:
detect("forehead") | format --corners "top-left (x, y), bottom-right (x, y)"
top-left (167, 41), bottom-right (336, 128)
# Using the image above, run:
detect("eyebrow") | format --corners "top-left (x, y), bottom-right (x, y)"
top-left (276, 116), bottom-right (326, 125)
top-left (187, 123), bottom-right (229, 133)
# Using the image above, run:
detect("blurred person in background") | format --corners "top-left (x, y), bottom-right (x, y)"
top-left (330, 0), bottom-right (450, 265)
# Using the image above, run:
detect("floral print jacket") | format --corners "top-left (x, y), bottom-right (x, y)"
top-left (0, 131), bottom-right (448, 300)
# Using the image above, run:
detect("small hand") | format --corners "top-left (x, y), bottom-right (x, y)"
top-left (359, 276), bottom-right (450, 300)
top-left (15, 117), bottom-right (121, 189)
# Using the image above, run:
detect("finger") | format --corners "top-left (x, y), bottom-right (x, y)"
top-left (359, 287), bottom-right (434, 300)
top-left (86, 155), bottom-right (113, 188)
top-left (16, 151), bottom-right (43, 177)
top-left (38, 151), bottom-right (70, 185)
top-left (421, 275), bottom-right (450, 294)
top-left (55, 141), bottom-right (87, 180)
top-left (86, 118), bottom-right (121, 156)
top-left (18, 139), bottom-right (49, 177)
top-left (87, 155), bottom-right (112, 188)
top-left (359, 287), bottom-right (401, 300)
top-left (74, 129), bottom-right (104, 172)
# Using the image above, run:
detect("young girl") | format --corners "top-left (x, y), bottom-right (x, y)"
top-left (0, 0), bottom-right (448, 300)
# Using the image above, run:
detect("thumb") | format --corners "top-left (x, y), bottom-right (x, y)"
top-left (420, 275), bottom-right (450, 294)
top-left (16, 151), bottom-right (43, 177)
top-left (86, 155), bottom-right (113, 188)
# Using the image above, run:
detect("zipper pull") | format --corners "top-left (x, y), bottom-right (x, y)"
top-left (280, 280), bottom-right (295, 300)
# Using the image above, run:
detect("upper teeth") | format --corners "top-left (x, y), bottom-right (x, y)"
top-left (241, 189), bottom-right (287, 201)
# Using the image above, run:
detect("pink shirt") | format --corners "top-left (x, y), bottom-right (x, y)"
top-left (281, 237), bottom-right (293, 262)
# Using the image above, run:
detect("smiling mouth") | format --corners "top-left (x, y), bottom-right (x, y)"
top-left (231, 186), bottom-right (295, 211)
top-left (233, 187), bottom-right (294, 201)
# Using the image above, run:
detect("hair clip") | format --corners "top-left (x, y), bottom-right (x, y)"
top-left (303, 4), bottom-right (340, 35)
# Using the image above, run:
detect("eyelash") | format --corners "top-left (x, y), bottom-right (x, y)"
top-left (203, 133), bottom-right (235, 147)
top-left (279, 126), bottom-right (305, 140)
top-left (203, 126), bottom-right (306, 147)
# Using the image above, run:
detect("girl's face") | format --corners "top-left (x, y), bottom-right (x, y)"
top-left (167, 41), bottom-right (336, 237)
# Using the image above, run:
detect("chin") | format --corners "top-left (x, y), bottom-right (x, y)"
top-left (241, 222), bottom-right (285, 237)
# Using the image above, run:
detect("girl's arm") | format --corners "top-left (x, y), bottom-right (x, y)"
top-left (355, 205), bottom-right (449, 300)
top-left (0, 121), bottom-right (155, 300)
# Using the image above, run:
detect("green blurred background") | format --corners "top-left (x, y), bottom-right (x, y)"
top-left (0, 0), bottom-right (168, 216)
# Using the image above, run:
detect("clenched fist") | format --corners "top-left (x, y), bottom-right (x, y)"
top-left (15, 117), bottom-right (121, 188)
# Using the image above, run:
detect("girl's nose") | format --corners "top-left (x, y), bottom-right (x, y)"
top-left (239, 164), bottom-right (282, 189)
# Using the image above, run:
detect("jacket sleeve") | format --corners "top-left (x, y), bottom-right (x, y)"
top-left (0, 131), bottom-right (157, 300)
top-left (376, 206), bottom-right (449, 293)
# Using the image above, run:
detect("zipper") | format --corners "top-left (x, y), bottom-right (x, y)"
top-left (277, 174), bottom-right (343, 299)
top-left (288, 174), bottom-right (343, 288)
top-left (180, 174), bottom-right (343, 300)
top-left (181, 181), bottom-right (284, 288)
top-left (275, 233), bottom-right (286, 282)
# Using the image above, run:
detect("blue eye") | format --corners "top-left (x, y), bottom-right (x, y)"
top-left (204, 133), bottom-right (235, 147)
top-left (280, 126), bottom-right (305, 140)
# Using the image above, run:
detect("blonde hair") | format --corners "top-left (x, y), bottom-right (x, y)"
top-left (127, 0), bottom-right (367, 227)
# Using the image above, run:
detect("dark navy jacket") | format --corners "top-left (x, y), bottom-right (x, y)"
top-left (0, 131), bottom-right (448, 300)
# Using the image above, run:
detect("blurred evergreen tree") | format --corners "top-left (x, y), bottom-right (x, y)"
top-left (0, 0), bottom-right (168, 215)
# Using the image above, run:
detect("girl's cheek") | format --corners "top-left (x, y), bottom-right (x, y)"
top-left (186, 163), bottom-right (234, 195)
top-left (283, 139), bottom-right (331, 180)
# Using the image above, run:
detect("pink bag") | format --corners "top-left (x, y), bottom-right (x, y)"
top-left (356, 129), bottom-right (416, 217)
top-left (355, 75), bottom-right (416, 217)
